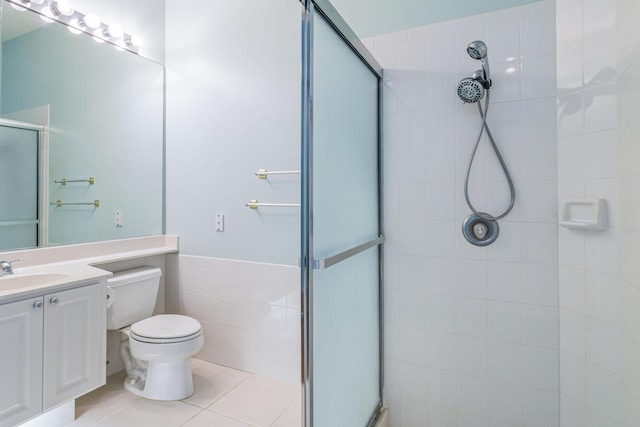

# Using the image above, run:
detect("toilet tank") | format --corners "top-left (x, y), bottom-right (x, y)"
top-left (106, 266), bottom-right (162, 330)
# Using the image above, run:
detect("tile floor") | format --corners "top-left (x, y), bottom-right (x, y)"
top-left (69, 359), bottom-right (301, 427)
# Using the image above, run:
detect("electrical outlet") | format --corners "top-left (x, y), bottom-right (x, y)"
top-left (115, 211), bottom-right (124, 227)
top-left (216, 213), bottom-right (224, 232)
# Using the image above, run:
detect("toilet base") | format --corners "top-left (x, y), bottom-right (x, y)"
top-left (123, 359), bottom-right (195, 401)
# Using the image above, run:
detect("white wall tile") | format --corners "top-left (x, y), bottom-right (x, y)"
top-left (400, 362), bottom-right (429, 402)
top-left (458, 375), bottom-right (489, 418)
top-left (583, 0), bottom-right (616, 39)
top-left (455, 259), bottom-right (489, 299)
top-left (400, 399), bottom-right (428, 427)
top-left (522, 98), bottom-right (558, 140)
top-left (523, 304), bottom-right (559, 349)
top-left (559, 267), bottom-right (586, 312)
top-left (523, 346), bottom-right (560, 391)
top-left (398, 327), bottom-right (429, 365)
top-left (397, 255), bottom-right (429, 292)
top-left (488, 301), bottom-right (522, 344)
top-left (397, 290), bottom-right (429, 328)
top-left (490, 381), bottom-right (523, 425)
top-left (521, 139), bottom-right (557, 181)
top-left (458, 336), bottom-right (489, 377)
top-left (428, 405), bottom-right (457, 427)
top-left (488, 261), bottom-right (523, 303)
top-left (585, 272), bottom-right (619, 325)
top-left (489, 341), bottom-right (523, 385)
top-left (521, 222), bottom-right (558, 265)
top-left (522, 263), bottom-right (559, 307)
top-left (487, 22), bottom-right (520, 64)
top-left (561, 395), bottom-right (587, 427)
top-left (425, 257), bottom-right (457, 295)
top-left (427, 294), bottom-right (457, 333)
top-left (427, 368), bottom-right (458, 409)
top-left (523, 388), bottom-right (560, 427)
top-left (521, 14), bottom-right (556, 59)
top-left (521, 56), bottom-right (557, 100)
top-left (559, 309), bottom-right (586, 360)
top-left (426, 331), bottom-right (458, 371)
top-left (458, 297), bottom-right (488, 338)
top-left (586, 364), bottom-right (621, 423)
top-left (489, 61), bottom-right (521, 103)
top-left (586, 318), bottom-right (620, 374)
top-left (560, 352), bottom-right (586, 403)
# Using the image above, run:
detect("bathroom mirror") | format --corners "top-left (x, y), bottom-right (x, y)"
top-left (0, 1), bottom-right (164, 250)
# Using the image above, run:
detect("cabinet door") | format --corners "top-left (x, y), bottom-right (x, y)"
top-left (43, 283), bottom-right (106, 409)
top-left (0, 297), bottom-right (43, 427)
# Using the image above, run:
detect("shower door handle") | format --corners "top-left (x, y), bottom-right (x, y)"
top-left (311, 235), bottom-right (384, 270)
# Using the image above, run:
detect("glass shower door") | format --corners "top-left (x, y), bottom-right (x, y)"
top-left (301, 2), bottom-right (383, 426)
top-left (0, 124), bottom-right (39, 250)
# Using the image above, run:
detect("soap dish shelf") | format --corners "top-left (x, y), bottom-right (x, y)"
top-left (559, 199), bottom-right (606, 231)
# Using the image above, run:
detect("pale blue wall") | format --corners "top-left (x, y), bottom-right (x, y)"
top-left (330, 0), bottom-right (545, 37)
top-left (165, 0), bottom-right (301, 266)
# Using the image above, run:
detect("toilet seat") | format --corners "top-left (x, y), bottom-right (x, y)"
top-left (130, 314), bottom-right (202, 344)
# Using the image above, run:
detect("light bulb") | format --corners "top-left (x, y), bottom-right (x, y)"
top-left (126, 34), bottom-right (143, 47)
top-left (10, 2), bottom-right (27, 11)
top-left (40, 7), bottom-right (55, 22)
top-left (50, 0), bottom-right (74, 16)
top-left (79, 13), bottom-right (100, 29)
top-left (68, 19), bottom-right (82, 34)
top-left (103, 24), bottom-right (123, 39)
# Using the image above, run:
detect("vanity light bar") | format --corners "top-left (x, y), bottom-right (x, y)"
top-left (6, 0), bottom-right (141, 54)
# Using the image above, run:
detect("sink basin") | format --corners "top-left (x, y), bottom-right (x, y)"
top-left (0, 273), bottom-right (69, 290)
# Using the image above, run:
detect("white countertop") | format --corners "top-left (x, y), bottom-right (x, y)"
top-left (0, 236), bottom-right (178, 304)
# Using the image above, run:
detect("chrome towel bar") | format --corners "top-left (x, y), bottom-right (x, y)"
top-left (246, 200), bottom-right (300, 209)
top-left (50, 200), bottom-right (100, 207)
top-left (55, 177), bottom-right (95, 185)
top-left (255, 169), bottom-right (301, 179)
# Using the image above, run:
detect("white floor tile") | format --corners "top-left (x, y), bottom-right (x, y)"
top-left (183, 359), bottom-right (251, 408)
top-left (209, 375), bottom-right (300, 426)
top-left (272, 396), bottom-right (302, 427)
top-left (182, 410), bottom-right (256, 427)
top-left (67, 360), bottom-right (300, 427)
top-left (70, 371), bottom-right (137, 426)
top-left (93, 399), bottom-right (200, 427)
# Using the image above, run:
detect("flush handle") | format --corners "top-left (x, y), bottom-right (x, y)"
top-left (49, 297), bottom-right (58, 306)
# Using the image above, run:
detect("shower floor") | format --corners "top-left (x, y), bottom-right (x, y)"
top-left (68, 359), bottom-right (301, 427)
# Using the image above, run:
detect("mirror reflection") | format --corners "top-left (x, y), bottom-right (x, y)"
top-left (0, 1), bottom-right (164, 250)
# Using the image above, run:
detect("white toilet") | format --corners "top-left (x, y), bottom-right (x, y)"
top-left (106, 266), bottom-right (204, 401)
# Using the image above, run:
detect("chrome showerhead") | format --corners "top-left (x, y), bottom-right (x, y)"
top-left (457, 77), bottom-right (485, 103)
top-left (466, 40), bottom-right (491, 87)
top-left (467, 40), bottom-right (488, 60)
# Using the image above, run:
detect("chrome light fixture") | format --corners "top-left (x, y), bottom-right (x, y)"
top-left (5, 0), bottom-right (142, 55)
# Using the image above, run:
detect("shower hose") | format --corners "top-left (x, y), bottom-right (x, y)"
top-left (464, 89), bottom-right (516, 221)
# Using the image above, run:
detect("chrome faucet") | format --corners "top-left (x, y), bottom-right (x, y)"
top-left (0, 259), bottom-right (21, 276)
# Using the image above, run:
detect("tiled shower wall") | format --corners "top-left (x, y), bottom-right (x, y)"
top-left (366, 2), bottom-right (559, 425)
top-left (618, 0), bottom-right (640, 423)
top-left (556, 0), bottom-right (621, 425)
top-left (557, 0), bottom-right (640, 425)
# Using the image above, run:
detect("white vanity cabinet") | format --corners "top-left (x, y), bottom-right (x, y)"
top-left (0, 282), bottom-right (106, 427)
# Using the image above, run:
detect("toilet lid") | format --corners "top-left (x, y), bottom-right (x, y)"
top-left (131, 314), bottom-right (202, 340)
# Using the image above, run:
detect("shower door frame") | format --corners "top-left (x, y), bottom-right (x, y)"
top-left (300, 0), bottom-right (385, 426)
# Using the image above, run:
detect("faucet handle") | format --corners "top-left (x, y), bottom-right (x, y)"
top-left (0, 259), bottom-right (21, 275)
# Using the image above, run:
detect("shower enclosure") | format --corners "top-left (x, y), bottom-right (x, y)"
top-left (300, 1), bottom-right (384, 426)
